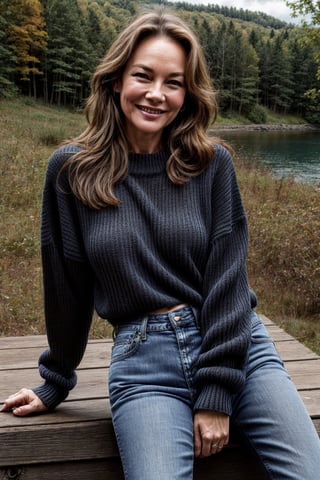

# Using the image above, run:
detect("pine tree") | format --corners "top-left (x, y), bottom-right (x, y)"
top-left (41, 0), bottom-right (91, 105)
top-left (220, 21), bottom-right (259, 114)
top-left (0, 3), bottom-right (17, 98)
top-left (6, 0), bottom-right (47, 96)
top-left (268, 35), bottom-right (295, 112)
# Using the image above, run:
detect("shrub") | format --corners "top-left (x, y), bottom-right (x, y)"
top-left (247, 104), bottom-right (267, 124)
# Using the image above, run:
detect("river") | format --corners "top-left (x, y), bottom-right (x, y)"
top-left (216, 129), bottom-right (320, 185)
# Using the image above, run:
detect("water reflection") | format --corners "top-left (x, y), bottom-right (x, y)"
top-left (218, 130), bottom-right (320, 184)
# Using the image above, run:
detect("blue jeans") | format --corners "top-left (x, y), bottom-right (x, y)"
top-left (109, 307), bottom-right (320, 479)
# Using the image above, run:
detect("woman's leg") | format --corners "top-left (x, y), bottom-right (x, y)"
top-left (111, 394), bottom-right (194, 480)
top-left (109, 307), bottom-right (202, 480)
top-left (231, 313), bottom-right (320, 480)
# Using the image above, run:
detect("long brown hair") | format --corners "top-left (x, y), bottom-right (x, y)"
top-left (64, 11), bottom-right (218, 209)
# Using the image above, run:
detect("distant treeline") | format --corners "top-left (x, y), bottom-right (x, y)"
top-left (173, 1), bottom-right (289, 29)
top-left (1, 0), bottom-right (319, 123)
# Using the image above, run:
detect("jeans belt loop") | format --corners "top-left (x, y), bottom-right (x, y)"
top-left (140, 316), bottom-right (148, 341)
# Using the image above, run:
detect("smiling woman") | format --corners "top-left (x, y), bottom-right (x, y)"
top-left (113, 36), bottom-right (187, 153)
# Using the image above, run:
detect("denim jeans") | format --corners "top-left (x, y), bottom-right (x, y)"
top-left (109, 306), bottom-right (320, 479)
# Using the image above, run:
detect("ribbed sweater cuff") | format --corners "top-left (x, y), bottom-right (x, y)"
top-left (32, 382), bottom-right (69, 411)
top-left (194, 384), bottom-right (232, 416)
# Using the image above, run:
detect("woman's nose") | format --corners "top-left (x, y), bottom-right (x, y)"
top-left (145, 83), bottom-right (165, 102)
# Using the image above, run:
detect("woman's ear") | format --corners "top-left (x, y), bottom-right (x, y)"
top-left (113, 80), bottom-right (121, 93)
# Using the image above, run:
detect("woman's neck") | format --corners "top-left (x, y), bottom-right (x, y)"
top-left (127, 132), bottom-right (163, 154)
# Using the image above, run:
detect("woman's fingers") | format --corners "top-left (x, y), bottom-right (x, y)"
top-left (0, 388), bottom-right (47, 416)
top-left (194, 409), bottom-right (229, 457)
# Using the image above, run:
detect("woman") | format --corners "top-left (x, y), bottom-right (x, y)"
top-left (1, 11), bottom-right (319, 479)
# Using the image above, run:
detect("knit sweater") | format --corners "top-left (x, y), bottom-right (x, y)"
top-left (33, 143), bottom-right (257, 415)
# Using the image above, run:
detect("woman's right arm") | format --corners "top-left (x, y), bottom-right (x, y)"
top-left (1, 147), bottom-right (95, 415)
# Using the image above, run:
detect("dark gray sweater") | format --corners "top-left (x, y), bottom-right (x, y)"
top-left (33, 143), bottom-right (257, 415)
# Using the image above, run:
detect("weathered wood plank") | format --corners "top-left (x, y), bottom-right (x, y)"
top-left (258, 314), bottom-right (273, 325)
top-left (0, 450), bottom-right (266, 480)
top-left (0, 368), bottom-right (109, 403)
top-left (0, 420), bottom-right (117, 465)
top-left (299, 390), bottom-right (320, 418)
top-left (0, 460), bottom-right (124, 480)
top-left (285, 360), bottom-right (320, 390)
top-left (0, 335), bottom-right (109, 349)
top-left (273, 340), bottom-right (318, 361)
top-left (264, 325), bottom-right (296, 342)
top-left (0, 399), bottom-right (111, 428)
top-left (0, 342), bottom-right (111, 371)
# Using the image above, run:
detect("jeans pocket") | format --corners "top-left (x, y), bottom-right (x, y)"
top-left (111, 328), bottom-right (142, 364)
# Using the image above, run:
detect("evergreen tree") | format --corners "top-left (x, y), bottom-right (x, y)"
top-left (287, 0), bottom-right (320, 122)
top-left (84, 3), bottom-right (110, 70)
top-left (41, 0), bottom-right (91, 105)
top-left (0, 3), bottom-right (17, 98)
top-left (219, 21), bottom-right (259, 114)
top-left (289, 35), bottom-right (316, 115)
top-left (268, 35), bottom-right (294, 112)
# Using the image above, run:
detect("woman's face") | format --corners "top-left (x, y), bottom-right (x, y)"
top-left (114, 35), bottom-right (187, 152)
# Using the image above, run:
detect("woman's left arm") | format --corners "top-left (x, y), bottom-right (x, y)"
top-left (195, 146), bottom-right (254, 418)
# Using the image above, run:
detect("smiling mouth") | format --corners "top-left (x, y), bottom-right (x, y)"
top-left (137, 105), bottom-right (165, 115)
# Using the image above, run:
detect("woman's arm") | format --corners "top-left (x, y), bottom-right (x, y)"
top-left (195, 145), bottom-right (254, 416)
top-left (2, 146), bottom-right (95, 414)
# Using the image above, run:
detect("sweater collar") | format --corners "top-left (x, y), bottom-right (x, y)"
top-left (128, 151), bottom-right (170, 176)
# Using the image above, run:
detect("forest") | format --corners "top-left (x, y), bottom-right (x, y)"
top-left (1, 0), bottom-right (319, 123)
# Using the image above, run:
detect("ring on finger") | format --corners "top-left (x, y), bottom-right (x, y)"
top-left (211, 443), bottom-right (218, 449)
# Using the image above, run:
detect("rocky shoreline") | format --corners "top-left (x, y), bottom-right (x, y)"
top-left (209, 123), bottom-right (319, 133)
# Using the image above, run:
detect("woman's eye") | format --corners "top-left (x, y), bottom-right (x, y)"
top-left (167, 79), bottom-right (184, 88)
top-left (133, 72), bottom-right (150, 80)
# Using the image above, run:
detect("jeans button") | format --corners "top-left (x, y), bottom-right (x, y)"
top-left (174, 315), bottom-right (181, 321)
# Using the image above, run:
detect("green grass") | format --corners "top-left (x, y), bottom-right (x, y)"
top-left (1, 97), bottom-right (319, 353)
top-left (216, 108), bottom-right (307, 126)
top-left (264, 111), bottom-right (308, 124)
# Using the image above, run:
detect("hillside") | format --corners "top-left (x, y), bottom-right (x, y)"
top-left (1, 0), bottom-right (319, 123)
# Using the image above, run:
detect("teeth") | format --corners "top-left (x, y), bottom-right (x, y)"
top-left (139, 106), bottom-right (162, 114)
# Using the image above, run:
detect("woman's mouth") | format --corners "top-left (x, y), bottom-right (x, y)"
top-left (137, 105), bottom-right (165, 115)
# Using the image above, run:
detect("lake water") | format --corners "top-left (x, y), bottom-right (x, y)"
top-left (218, 130), bottom-right (320, 185)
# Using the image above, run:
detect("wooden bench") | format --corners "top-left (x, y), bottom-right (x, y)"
top-left (1, 315), bottom-right (319, 480)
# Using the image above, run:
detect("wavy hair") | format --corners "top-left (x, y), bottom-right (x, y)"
top-left (64, 11), bottom-right (219, 208)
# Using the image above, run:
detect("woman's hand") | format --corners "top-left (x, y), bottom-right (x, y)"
top-left (0, 388), bottom-right (48, 416)
top-left (194, 409), bottom-right (229, 457)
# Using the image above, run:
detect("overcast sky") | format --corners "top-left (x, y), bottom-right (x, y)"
top-left (181, 0), bottom-right (300, 23)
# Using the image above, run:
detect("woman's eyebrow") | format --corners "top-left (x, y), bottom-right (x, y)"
top-left (131, 64), bottom-right (185, 77)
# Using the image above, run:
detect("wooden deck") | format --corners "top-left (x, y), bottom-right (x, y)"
top-left (1, 315), bottom-right (319, 480)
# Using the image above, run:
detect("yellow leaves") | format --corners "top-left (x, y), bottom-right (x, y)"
top-left (6, 0), bottom-right (48, 81)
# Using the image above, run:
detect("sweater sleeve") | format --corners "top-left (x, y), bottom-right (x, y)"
top-left (194, 146), bottom-right (253, 416)
top-left (32, 146), bottom-right (94, 410)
